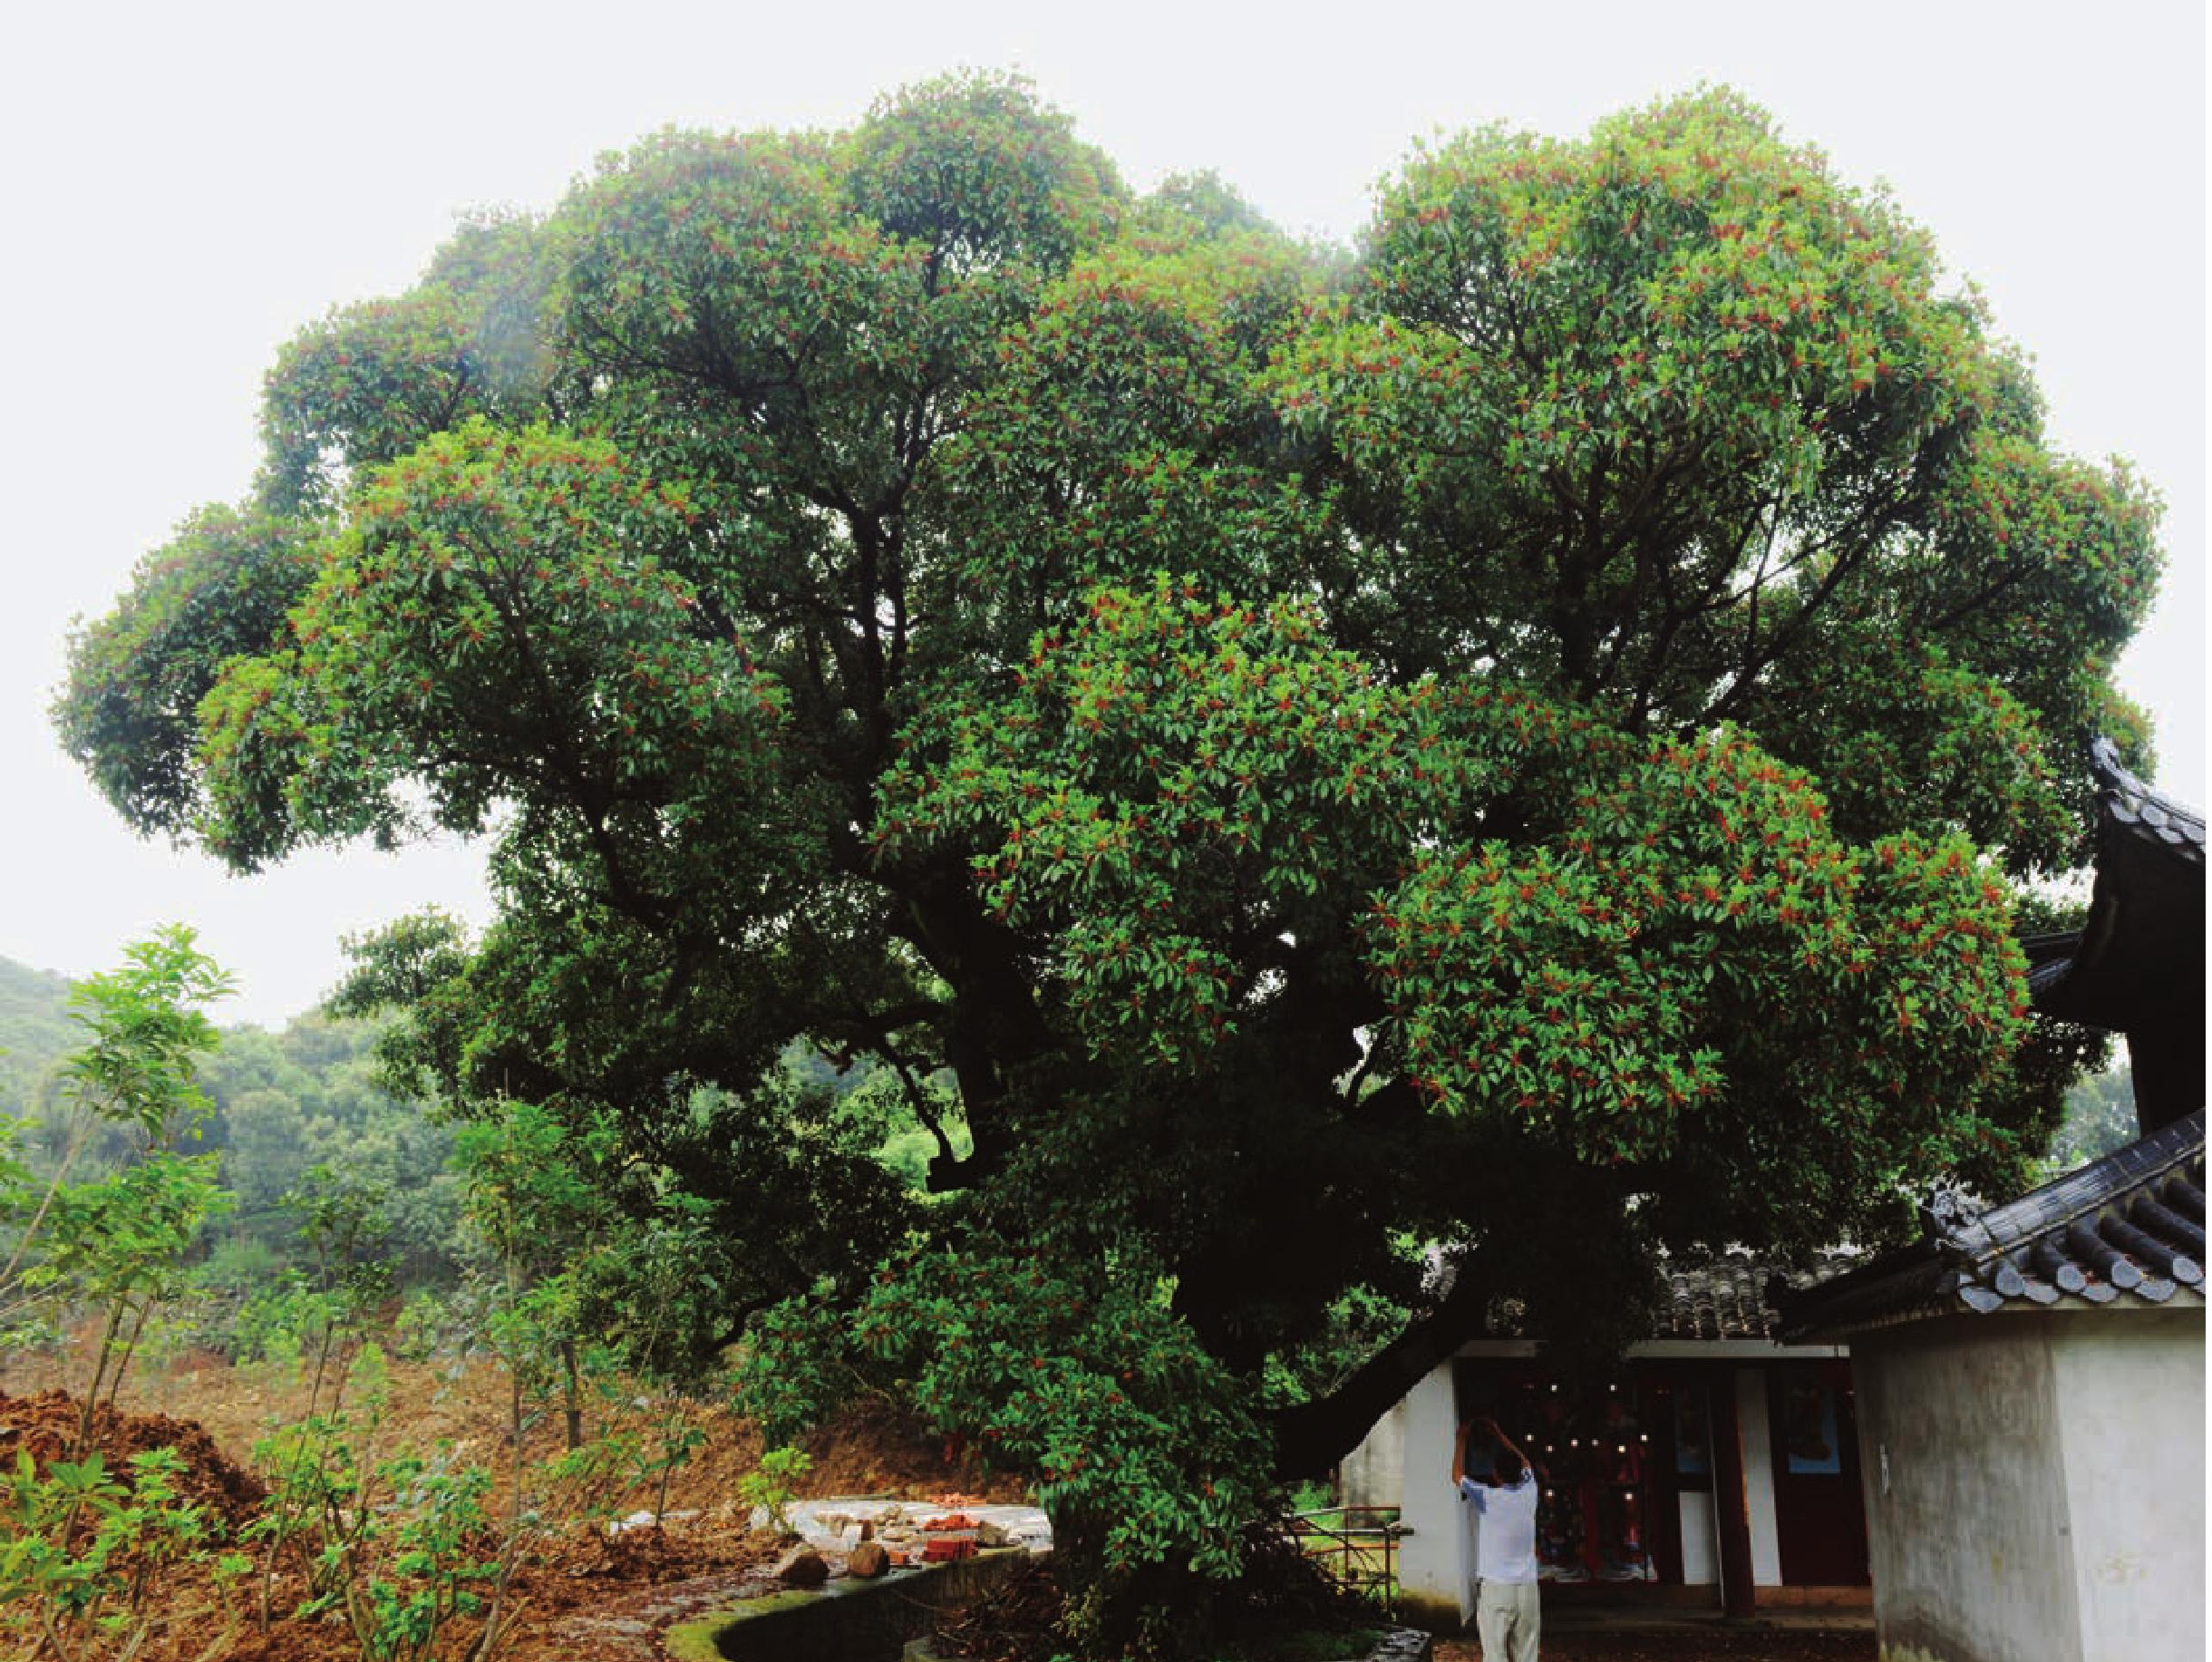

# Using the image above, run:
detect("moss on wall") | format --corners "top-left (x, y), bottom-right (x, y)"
top-left (670, 1550), bottom-right (1026, 1662)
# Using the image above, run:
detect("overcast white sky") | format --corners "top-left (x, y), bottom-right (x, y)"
top-left (0, 0), bottom-right (2201, 1025)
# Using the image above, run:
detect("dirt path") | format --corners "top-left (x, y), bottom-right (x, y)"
top-left (513, 1567), bottom-right (775, 1662)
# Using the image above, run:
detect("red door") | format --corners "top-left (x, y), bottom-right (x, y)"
top-left (1765, 1362), bottom-right (1868, 1586)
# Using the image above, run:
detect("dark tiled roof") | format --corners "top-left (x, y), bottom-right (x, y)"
top-left (2019, 930), bottom-right (2080, 1002)
top-left (1777, 1110), bottom-right (2207, 1338)
top-left (1446, 1249), bottom-right (1857, 1345)
top-left (1655, 1249), bottom-right (1858, 1341)
top-left (2029, 740), bottom-right (2202, 1130)
top-left (2091, 736), bottom-right (2205, 865)
top-left (2028, 742), bottom-right (2204, 1006)
top-left (2025, 957), bottom-right (2075, 1000)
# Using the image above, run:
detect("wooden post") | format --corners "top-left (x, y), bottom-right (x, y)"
top-left (1708, 1366), bottom-right (1757, 1618)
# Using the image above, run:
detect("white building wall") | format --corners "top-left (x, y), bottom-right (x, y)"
top-left (1341, 1397), bottom-right (1406, 1511)
top-left (1736, 1366), bottom-right (1784, 1587)
top-left (1394, 1362), bottom-right (1473, 1631)
top-left (1850, 1311), bottom-right (2086, 1662)
top-left (2048, 1311), bottom-right (2204, 1662)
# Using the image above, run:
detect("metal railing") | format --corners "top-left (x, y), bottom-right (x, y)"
top-left (1286, 1506), bottom-right (1405, 1618)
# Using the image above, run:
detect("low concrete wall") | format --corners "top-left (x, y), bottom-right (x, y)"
top-left (666, 1549), bottom-right (1026, 1662)
top-left (912, 1630), bottom-right (1433, 1662)
top-left (911, 1628), bottom-right (1430, 1662)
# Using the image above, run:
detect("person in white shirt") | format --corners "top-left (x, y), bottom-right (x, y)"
top-left (1452, 1414), bottom-right (1545, 1661)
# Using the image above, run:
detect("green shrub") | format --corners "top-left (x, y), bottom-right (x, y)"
top-left (735, 1445), bottom-right (812, 1538)
top-left (0, 1445), bottom-right (223, 1660)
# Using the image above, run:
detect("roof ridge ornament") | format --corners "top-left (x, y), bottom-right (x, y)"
top-left (1919, 1183), bottom-right (1990, 1252)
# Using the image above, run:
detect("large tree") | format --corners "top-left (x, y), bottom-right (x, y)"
top-left (60, 75), bottom-right (2159, 1646)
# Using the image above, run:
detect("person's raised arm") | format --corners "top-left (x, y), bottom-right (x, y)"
top-left (1482, 1416), bottom-right (1546, 1485)
top-left (1451, 1420), bottom-right (1471, 1487)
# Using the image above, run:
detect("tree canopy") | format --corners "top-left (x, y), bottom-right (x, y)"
top-left (58, 73), bottom-right (2161, 1644)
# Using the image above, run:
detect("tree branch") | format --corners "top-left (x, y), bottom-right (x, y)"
top-left (1266, 1253), bottom-right (1497, 1481)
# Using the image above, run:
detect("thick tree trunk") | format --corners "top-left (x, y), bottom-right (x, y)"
top-left (895, 868), bottom-right (1062, 1191)
top-left (1264, 1258), bottom-right (1495, 1481)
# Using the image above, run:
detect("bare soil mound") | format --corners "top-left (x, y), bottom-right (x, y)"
top-left (0, 1386), bottom-right (266, 1529)
top-left (798, 1397), bottom-right (1030, 1503)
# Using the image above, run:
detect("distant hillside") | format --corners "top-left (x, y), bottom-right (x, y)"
top-left (0, 956), bottom-right (75, 1119)
top-left (0, 948), bottom-right (462, 1278)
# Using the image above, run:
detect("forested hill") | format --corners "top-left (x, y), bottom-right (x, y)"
top-left (0, 948), bottom-right (957, 1293)
top-left (0, 956), bottom-right (75, 1119)
top-left (0, 938), bottom-right (2132, 1270)
top-left (0, 952), bottom-right (461, 1277)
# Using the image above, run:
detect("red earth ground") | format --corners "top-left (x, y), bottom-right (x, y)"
top-left (2, 1342), bottom-right (1877, 1662)
top-left (0, 1341), bottom-right (1020, 1662)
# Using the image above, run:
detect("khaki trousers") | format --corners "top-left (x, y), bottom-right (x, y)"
top-left (1475, 1579), bottom-right (1540, 1662)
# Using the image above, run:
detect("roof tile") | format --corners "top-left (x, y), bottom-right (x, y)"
top-left (1779, 1110), bottom-right (2207, 1336)
top-left (1654, 1249), bottom-right (1857, 1341)
top-left (2091, 736), bottom-right (2205, 864)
